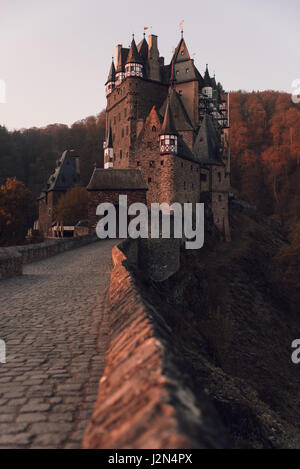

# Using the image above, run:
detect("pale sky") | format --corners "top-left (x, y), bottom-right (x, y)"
top-left (0, 0), bottom-right (299, 130)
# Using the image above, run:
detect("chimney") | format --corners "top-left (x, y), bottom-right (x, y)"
top-left (116, 44), bottom-right (122, 70)
top-left (148, 35), bottom-right (160, 82)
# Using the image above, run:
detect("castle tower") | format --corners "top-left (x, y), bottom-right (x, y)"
top-left (104, 126), bottom-right (114, 169)
top-left (125, 37), bottom-right (143, 78)
top-left (105, 60), bottom-right (115, 97)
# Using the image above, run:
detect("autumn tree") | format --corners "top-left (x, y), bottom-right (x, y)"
top-left (55, 186), bottom-right (88, 226)
top-left (0, 178), bottom-right (35, 246)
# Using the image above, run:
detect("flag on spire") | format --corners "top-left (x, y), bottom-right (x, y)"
top-left (179, 20), bottom-right (184, 29)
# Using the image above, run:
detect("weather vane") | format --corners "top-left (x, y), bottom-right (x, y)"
top-left (179, 20), bottom-right (184, 38)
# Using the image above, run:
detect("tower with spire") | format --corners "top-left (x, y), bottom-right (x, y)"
top-left (89, 30), bottom-right (231, 241)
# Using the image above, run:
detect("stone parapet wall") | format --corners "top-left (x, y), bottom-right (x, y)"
top-left (0, 247), bottom-right (23, 280)
top-left (17, 233), bottom-right (98, 265)
top-left (0, 233), bottom-right (98, 280)
top-left (83, 238), bottom-right (229, 449)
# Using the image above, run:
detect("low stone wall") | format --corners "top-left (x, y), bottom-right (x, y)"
top-left (17, 233), bottom-right (98, 265)
top-left (0, 247), bottom-right (23, 280)
top-left (0, 233), bottom-right (98, 280)
top-left (83, 239), bottom-right (229, 449)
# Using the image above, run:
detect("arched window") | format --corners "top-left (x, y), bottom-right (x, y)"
top-left (152, 126), bottom-right (156, 132)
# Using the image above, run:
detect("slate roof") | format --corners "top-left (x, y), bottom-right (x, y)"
top-left (38, 150), bottom-right (79, 199)
top-left (160, 89), bottom-right (193, 131)
top-left (137, 37), bottom-right (148, 60)
top-left (193, 114), bottom-right (224, 166)
top-left (106, 126), bottom-right (113, 148)
top-left (87, 169), bottom-right (148, 191)
top-left (160, 99), bottom-right (178, 135)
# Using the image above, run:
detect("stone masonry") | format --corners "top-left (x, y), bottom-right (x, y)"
top-left (0, 239), bottom-right (116, 449)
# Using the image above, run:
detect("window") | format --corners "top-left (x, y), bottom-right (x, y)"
top-left (137, 161), bottom-right (141, 166)
top-left (218, 172), bottom-right (221, 183)
top-left (201, 174), bottom-right (207, 182)
top-left (124, 108), bottom-right (127, 118)
top-left (161, 160), bottom-right (164, 166)
top-left (181, 162), bottom-right (184, 168)
top-left (186, 68), bottom-right (189, 73)
top-left (121, 129), bottom-right (124, 138)
top-left (120, 150), bottom-right (122, 159)
top-left (218, 195), bottom-right (222, 202)
top-left (150, 161), bottom-right (155, 168)
top-left (126, 152), bottom-right (129, 158)
top-left (148, 177), bottom-right (152, 183)
top-left (191, 165), bottom-right (193, 171)
top-left (192, 184), bottom-right (194, 189)
top-left (152, 126), bottom-right (156, 132)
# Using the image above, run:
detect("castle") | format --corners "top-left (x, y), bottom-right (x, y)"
top-left (87, 31), bottom-right (231, 240)
top-left (37, 30), bottom-right (231, 242)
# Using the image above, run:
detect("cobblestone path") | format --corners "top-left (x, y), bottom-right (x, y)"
top-left (0, 240), bottom-right (117, 448)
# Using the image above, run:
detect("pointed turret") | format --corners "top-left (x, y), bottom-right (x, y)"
top-left (105, 59), bottom-right (116, 96)
top-left (137, 36), bottom-right (148, 61)
top-left (202, 65), bottom-right (213, 98)
top-left (159, 97), bottom-right (178, 155)
top-left (125, 37), bottom-right (143, 78)
top-left (211, 73), bottom-right (217, 89)
top-left (103, 127), bottom-right (114, 169)
top-left (106, 61), bottom-right (115, 84)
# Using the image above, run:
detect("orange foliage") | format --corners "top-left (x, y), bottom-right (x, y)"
top-left (230, 91), bottom-right (300, 231)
